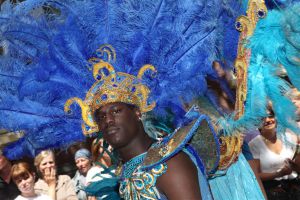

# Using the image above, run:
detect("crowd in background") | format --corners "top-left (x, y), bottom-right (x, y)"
top-left (0, 137), bottom-right (114, 200)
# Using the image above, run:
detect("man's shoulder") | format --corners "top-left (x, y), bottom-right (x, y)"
top-left (164, 150), bottom-right (197, 174)
top-left (155, 150), bottom-right (203, 199)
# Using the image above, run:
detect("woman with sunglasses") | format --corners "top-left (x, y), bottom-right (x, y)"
top-left (249, 107), bottom-right (300, 200)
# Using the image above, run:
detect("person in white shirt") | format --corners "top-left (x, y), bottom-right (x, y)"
top-left (249, 108), bottom-right (300, 200)
top-left (11, 162), bottom-right (52, 200)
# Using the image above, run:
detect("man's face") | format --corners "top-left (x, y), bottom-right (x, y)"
top-left (95, 102), bottom-right (141, 149)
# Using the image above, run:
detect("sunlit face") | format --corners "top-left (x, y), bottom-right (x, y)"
top-left (95, 102), bottom-right (141, 149)
top-left (261, 110), bottom-right (276, 132)
top-left (0, 155), bottom-right (9, 170)
top-left (15, 173), bottom-right (35, 196)
top-left (39, 154), bottom-right (56, 176)
top-left (262, 116), bottom-right (276, 130)
top-left (75, 157), bottom-right (92, 175)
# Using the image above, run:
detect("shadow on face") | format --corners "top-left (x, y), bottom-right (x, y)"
top-left (94, 102), bottom-right (142, 149)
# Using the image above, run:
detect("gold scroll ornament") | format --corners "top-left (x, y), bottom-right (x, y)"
top-left (218, 0), bottom-right (267, 170)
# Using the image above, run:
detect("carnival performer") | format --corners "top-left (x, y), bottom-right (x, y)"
top-left (11, 162), bottom-right (52, 200)
top-left (64, 44), bottom-right (221, 198)
top-left (0, 0), bottom-right (226, 199)
top-left (2, 0), bottom-right (300, 200)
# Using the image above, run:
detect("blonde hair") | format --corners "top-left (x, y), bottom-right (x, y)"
top-left (34, 150), bottom-right (55, 170)
top-left (11, 162), bottom-right (34, 183)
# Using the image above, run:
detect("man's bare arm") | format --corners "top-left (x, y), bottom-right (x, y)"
top-left (156, 151), bottom-right (202, 200)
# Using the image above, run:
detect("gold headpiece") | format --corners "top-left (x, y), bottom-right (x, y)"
top-left (64, 44), bottom-right (156, 135)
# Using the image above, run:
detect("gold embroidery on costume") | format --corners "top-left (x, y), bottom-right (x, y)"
top-left (119, 163), bottom-right (167, 200)
top-left (218, 0), bottom-right (267, 170)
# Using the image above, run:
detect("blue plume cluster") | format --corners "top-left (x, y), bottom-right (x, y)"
top-left (219, 3), bottom-right (300, 136)
top-left (0, 0), bottom-right (241, 159)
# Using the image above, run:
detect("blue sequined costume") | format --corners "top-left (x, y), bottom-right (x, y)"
top-left (114, 112), bottom-right (220, 200)
top-left (118, 147), bottom-right (214, 200)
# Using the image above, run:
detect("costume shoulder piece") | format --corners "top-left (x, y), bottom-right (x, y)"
top-left (142, 107), bottom-right (220, 175)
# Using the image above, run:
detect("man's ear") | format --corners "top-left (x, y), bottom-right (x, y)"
top-left (134, 108), bottom-right (142, 120)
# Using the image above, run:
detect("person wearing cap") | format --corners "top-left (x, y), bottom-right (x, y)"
top-left (72, 148), bottom-right (93, 200)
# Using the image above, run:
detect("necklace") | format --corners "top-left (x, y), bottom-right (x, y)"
top-left (121, 152), bottom-right (147, 179)
top-left (261, 133), bottom-right (277, 144)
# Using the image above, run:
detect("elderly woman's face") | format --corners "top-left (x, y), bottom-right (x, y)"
top-left (75, 157), bottom-right (92, 175)
top-left (39, 154), bottom-right (55, 176)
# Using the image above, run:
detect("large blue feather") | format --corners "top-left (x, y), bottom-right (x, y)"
top-left (219, 4), bottom-right (300, 136)
top-left (0, 0), bottom-right (241, 159)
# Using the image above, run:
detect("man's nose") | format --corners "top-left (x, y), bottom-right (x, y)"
top-left (105, 112), bottom-right (114, 124)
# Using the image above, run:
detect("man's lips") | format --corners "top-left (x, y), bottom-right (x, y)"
top-left (106, 127), bottom-right (119, 135)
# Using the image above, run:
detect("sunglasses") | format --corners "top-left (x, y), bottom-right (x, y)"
top-left (266, 110), bottom-right (275, 118)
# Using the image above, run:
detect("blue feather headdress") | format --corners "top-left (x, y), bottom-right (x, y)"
top-left (0, 0), bottom-right (241, 159)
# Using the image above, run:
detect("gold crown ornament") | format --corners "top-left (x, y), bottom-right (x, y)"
top-left (64, 44), bottom-right (156, 135)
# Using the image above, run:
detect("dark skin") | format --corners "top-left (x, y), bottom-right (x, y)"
top-left (95, 102), bottom-right (202, 199)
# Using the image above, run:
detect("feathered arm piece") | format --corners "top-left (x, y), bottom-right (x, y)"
top-left (219, 2), bottom-right (300, 136)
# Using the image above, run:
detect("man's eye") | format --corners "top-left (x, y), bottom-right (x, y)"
top-left (112, 109), bottom-right (121, 114)
top-left (98, 115), bottom-right (106, 120)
